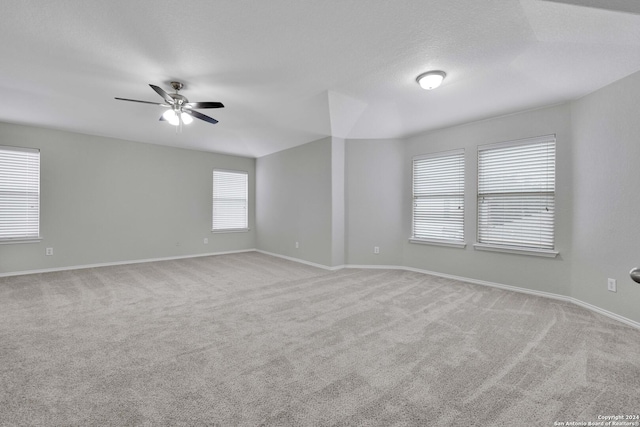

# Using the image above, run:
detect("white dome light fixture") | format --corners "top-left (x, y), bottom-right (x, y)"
top-left (416, 70), bottom-right (446, 90)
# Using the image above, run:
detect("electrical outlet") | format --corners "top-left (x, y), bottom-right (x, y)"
top-left (204, 238), bottom-right (208, 244)
top-left (295, 241), bottom-right (299, 249)
top-left (607, 278), bottom-right (617, 292)
top-left (45, 247), bottom-right (53, 256)
top-left (374, 246), bottom-right (380, 254)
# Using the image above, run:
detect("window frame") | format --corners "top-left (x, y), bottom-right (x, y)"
top-left (212, 168), bottom-right (249, 233)
top-left (410, 148), bottom-right (466, 248)
top-left (0, 145), bottom-right (41, 244)
top-left (474, 135), bottom-right (558, 258)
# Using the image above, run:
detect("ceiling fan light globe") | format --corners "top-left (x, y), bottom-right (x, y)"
top-left (181, 112), bottom-right (193, 125)
top-left (163, 109), bottom-right (180, 126)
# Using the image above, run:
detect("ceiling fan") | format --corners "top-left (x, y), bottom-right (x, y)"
top-left (115, 81), bottom-right (224, 126)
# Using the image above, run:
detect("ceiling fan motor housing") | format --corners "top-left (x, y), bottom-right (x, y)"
top-left (170, 93), bottom-right (188, 109)
top-left (169, 82), bottom-right (188, 110)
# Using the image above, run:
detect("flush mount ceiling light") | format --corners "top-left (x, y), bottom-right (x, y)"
top-left (416, 70), bottom-right (446, 90)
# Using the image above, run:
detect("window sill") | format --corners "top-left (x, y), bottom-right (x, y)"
top-left (211, 228), bottom-right (250, 234)
top-left (473, 243), bottom-right (558, 258)
top-left (0, 237), bottom-right (42, 245)
top-left (409, 238), bottom-right (466, 249)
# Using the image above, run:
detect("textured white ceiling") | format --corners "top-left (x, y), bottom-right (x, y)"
top-left (1, 0), bottom-right (639, 158)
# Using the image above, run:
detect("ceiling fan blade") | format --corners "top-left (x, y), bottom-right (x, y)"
top-left (185, 102), bottom-right (224, 109)
top-left (149, 84), bottom-right (174, 104)
top-left (115, 97), bottom-right (168, 106)
top-left (183, 109), bottom-right (218, 124)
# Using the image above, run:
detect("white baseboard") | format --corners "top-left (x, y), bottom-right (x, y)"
top-left (3, 249), bottom-right (638, 330)
top-left (0, 249), bottom-right (257, 278)
top-left (567, 298), bottom-right (640, 330)
top-left (271, 259), bottom-right (639, 329)
top-left (344, 263), bottom-right (640, 330)
top-left (254, 249), bottom-right (344, 271)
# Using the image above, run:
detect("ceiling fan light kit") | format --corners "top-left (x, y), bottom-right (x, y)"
top-left (115, 81), bottom-right (224, 127)
top-left (162, 109), bottom-right (193, 126)
top-left (416, 70), bottom-right (446, 90)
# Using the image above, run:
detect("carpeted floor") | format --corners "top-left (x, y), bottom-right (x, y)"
top-left (1, 252), bottom-right (639, 426)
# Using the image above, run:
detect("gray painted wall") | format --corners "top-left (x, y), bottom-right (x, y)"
top-left (340, 83), bottom-right (640, 323)
top-left (345, 139), bottom-right (404, 266)
top-left (0, 122), bottom-right (255, 274)
top-left (331, 137), bottom-right (346, 266)
top-left (403, 104), bottom-right (573, 296)
top-left (571, 71), bottom-right (640, 323)
top-left (260, 104), bottom-right (575, 298)
top-left (256, 137), bottom-right (334, 266)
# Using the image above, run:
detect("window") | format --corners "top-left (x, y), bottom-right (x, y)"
top-left (212, 169), bottom-right (248, 232)
top-left (411, 149), bottom-right (465, 246)
top-left (0, 145), bottom-right (40, 242)
top-left (476, 135), bottom-right (556, 256)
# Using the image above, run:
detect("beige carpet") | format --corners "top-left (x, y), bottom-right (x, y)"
top-left (0, 252), bottom-right (639, 426)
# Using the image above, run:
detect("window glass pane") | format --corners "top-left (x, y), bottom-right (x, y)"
top-left (412, 150), bottom-right (464, 242)
top-left (212, 170), bottom-right (248, 231)
top-left (477, 136), bottom-right (555, 250)
top-left (0, 146), bottom-right (40, 241)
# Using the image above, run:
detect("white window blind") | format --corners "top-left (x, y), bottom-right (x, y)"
top-left (212, 169), bottom-right (248, 232)
top-left (0, 145), bottom-right (40, 242)
top-left (412, 149), bottom-right (465, 243)
top-left (477, 135), bottom-right (555, 251)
